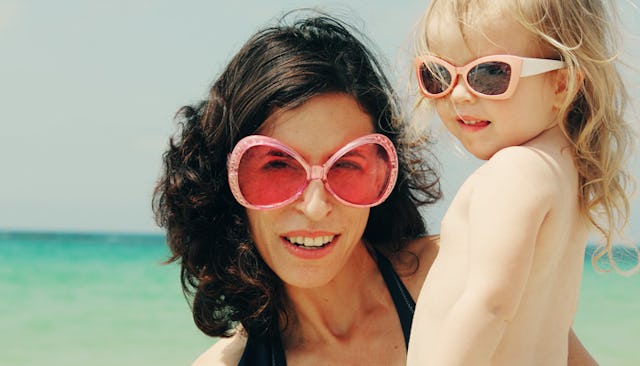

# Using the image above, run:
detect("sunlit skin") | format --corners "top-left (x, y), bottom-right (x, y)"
top-left (407, 5), bottom-right (591, 366)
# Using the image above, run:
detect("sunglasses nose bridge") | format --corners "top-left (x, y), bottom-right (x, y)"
top-left (450, 65), bottom-right (465, 89)
top-left (447, 64), bottom-right (481, 99)
top-left (308, 165), bottom-right (325, 181)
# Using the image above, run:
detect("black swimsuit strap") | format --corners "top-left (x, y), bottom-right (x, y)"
top-left (237, 333), bottom-right (285, 366)
top-left (237, 250), bottom-right (416, 366)
top-left (375, 251), bottom-right (416, 348)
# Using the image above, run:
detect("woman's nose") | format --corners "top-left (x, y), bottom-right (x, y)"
top-left (295, 180), bottom-right (332, 221)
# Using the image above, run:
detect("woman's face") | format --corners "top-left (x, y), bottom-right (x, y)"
top-left (245, 92), bottom-right (375, 289)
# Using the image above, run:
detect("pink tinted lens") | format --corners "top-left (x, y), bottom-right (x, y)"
top-left (327, 143), bottom-right (392, 205)
top-left (237, 145), bottom-right (307, 206)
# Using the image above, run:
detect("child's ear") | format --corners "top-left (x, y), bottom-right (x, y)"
top-left (552, 67), bottom-right (584, 109)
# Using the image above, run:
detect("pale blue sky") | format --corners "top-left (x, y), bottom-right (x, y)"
top-left (1, 0), bottom-right (639, 235)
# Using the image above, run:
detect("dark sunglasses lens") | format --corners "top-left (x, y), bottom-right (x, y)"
top-left (238, 145), bottom-right (306, 206)
top-left (468, 61), bottom-right (511, 95)
top-left (327, 143), bottom-right (392, 205)
top-left (419, 62), bottom-right (452, 95)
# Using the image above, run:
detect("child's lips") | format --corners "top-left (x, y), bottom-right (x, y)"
top-left (456, 116), bottom-right (491, 128)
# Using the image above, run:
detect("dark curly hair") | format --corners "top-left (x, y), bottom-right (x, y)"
top-left (152, 12), bottom-right (441, 340)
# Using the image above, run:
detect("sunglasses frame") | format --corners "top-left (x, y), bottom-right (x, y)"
top-left (227, 133), bottom-right (398, 210)
top-left (414, 54), bottom-right (566, 100)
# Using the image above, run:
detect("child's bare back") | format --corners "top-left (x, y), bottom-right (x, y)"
top-left (413, 126), bottom-right (589, 365)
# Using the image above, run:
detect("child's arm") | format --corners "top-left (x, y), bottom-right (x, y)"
top-left (432, 147), bottom-right (555, 365)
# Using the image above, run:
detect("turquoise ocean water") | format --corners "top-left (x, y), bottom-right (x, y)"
top-left (1, 232), bottom-right (638, 366)
top-left (0, 232), bottom-right (211, 366)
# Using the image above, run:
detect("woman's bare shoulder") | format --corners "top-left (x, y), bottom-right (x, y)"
top-left (192, 332), bottom-right (247, 366)
top-left (392, 235), bottom-right (439, 300)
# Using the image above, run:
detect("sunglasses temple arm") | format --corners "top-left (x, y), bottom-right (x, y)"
top-left (520, 59), bottom-right (566, 77)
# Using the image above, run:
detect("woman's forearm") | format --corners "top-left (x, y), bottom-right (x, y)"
top-left (568, 328), bottom-right (598, 366)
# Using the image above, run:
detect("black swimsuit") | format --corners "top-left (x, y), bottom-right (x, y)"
top-left (237, 252), bottom-right (415, 366)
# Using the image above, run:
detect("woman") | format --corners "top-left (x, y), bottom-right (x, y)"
top-left (153, 12), bottom-right (596, 365)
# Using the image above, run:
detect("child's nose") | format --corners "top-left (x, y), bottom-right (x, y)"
top-left (449, 79), bottom-right (476, 104)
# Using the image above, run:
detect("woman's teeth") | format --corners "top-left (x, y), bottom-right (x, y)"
top-left (286, 235), bottom-right (335, 248)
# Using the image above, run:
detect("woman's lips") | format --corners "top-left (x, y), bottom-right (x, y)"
top-left (281, 231), bottom-right (339, 259)
top-left (284, 234), bottom-right (336, 248)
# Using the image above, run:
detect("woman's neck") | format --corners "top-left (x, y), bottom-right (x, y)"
top-left (280, 243), bottom-right (393, 347)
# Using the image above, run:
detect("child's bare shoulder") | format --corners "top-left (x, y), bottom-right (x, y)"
top-left (490, 145), bottom-right (555, 165)
top-left (480, 146), bottom-right (561, 180)
top-left (472, 146), bottom-right (564, 199)
top-left (192, 332), bottom-right (247, 366)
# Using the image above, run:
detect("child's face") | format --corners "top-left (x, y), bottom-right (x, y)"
top-left (425, 8), bottom-right (561, 160)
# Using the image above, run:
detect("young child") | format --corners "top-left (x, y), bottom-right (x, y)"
top-left (406, 1), bottom-right (635, 365)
